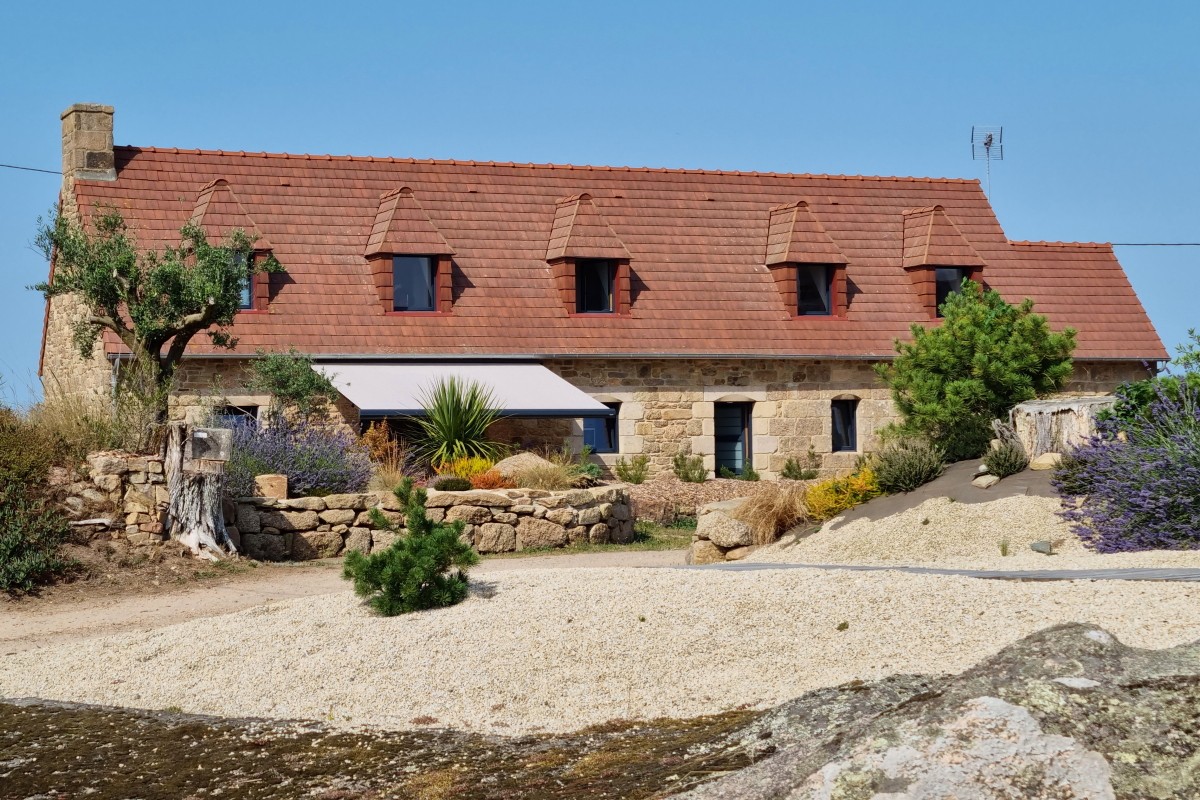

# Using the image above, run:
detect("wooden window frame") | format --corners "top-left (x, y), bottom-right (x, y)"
top-left (769, 263), bottom-right (848, 318)
top-left (237, 251), bottom-right (271, 314)
top-left (552, 257), bottom-right (631, 316)
top-left (369, 253), bottom-right (454, 315)
top-left (831, 398), bottom-right (859, 453)
top-left (906, 265), bottom-right (982, 319)
top-left (714, 401), bottom-right (753, 475)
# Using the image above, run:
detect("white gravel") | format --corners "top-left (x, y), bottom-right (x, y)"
top-left (3, 566), bottom-right (1200, 734)
top-left (751, 495), bottom-right (1200, 571)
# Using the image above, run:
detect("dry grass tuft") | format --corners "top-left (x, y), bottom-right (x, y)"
top-left (511, 463), bottom-right (577, 490)
top-left (732, 482), bottom-right (811, 545)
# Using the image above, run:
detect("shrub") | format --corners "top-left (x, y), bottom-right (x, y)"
top-left (510, 464), bottom-right (577, 490)
top-left (672, 452), bottom-right (707, 483)
top-left (804, 467), bottom-right (882, 521)
top-left (982, 440), bottom-right (1029, 479)
top-left (0, 488), bottom-right (73, 593)
top-left (248, 348), bottom-right (338, 421)
top-left (781, 448), bottom-right (821, 481)
top-left (872, 438), bottom-right (945, 493)
top-left (1056, 383), bottom-right (1200, 553)
top-left (469, 469), bottom-right (514, 490)
top-left (431, 475), bottom-right (473, 491)
top-left (436, 456), bottom-right (495, 480)
top-left (223, 418), bottom-right (372, 498)
top-left (541, 444), bottom-right (602, 485)
top-left (614, 454), bottom-right (651, 484)
top-left (732, 483), bottom-right (810, 545)
top-left (719, 464), bottom-right (760, 481)
top-left (1050, 448), bottom-right (1092, 497)
top-left (0, 408), bottom-right (62, 491)
top-left (359, 421), bottom-right (416, 492)
top-left (412, 377), bottom-right (505, 466)
top-left (342, 478), bottom-right (479, 615)
top-left (875, 281), bottom-right (1076, 461)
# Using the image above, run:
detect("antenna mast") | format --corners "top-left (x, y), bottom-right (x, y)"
top-left (971, 125), bottom-right (1004, 197)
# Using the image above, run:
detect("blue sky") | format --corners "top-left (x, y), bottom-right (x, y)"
top-left (2, 1), bottom-right (1196, 406)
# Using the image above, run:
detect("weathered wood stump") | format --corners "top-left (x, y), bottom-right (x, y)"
top-left (1009, 396), bottom-right (1115, 457)
top-left (163, 423), bottom-right (237, 560)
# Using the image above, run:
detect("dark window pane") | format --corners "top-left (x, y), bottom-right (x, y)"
top-left (797, 265), bottom-right (832, 315)
top-left (232, 253), bottom-right (252, 310)
top-left (935, 268), bottom-right (966, 316)
top-left (831, 399), bottom-right (858, 452)
top-left (715, 402), bottom-right (751, 474)
top-left (576, 260), bottom-right (615, 313)
top-left (583, 403), bottom-right (620, 453)
top-left (393, 256), bottom-right (436, 311)
top-left (217, 404), bottom-right (259, 428)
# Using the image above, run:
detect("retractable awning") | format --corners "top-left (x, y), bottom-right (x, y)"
top-left (317, 362), bottom-right (614, 418)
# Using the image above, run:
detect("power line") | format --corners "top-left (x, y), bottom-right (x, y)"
top-left (1111, 243), bottom-right (1200, 247)
top-left (0, 163), bottom-right (61, 175)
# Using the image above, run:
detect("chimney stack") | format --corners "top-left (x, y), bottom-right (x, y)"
top-left (61, 103), bottom-right (115, 181)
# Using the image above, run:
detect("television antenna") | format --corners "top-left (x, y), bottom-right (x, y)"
top-left (971, 125), bottom-right (1004, 197)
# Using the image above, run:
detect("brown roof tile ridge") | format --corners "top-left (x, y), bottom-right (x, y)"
top-left (1009, 240), bottom-right (1113, 250)
top-left (113, 145), bottom-right (981, 184)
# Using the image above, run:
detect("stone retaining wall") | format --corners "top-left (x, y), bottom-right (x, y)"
top-left (63, 451), bottom-right (633, 561)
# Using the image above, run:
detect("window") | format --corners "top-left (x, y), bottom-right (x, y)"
top-left (935, 267), bottom-right (967, 317)
top-left (715, 402), bottom-right (752, 475)
top-left (831, 399), bottom-right (858, 452)
top-left (583, 403), bottom-right (620, 453)
top-left (216, 404), bottom-right (259, 428)
top-left (576, 259), bottom-right (616, 313)
top-left (232, 252), bottom-right (253, 310)
top-left (393, 256), bottom-right (436, 311)
top-left (797, 265), bottom-right (833, 316)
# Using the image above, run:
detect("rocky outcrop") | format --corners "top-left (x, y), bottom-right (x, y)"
top-left (674, 623), bottom-right (1200, 799)
top-left (687, 498), bottom-right (757, 563)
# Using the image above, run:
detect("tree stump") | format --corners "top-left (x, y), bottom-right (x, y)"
top-left (163, 423), bottom-right (237, 560)
top-left (1009, 396), bottom-right (1115, 457)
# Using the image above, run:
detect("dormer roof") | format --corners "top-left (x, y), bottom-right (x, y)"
top-left (364, 187), bottom-right (454, 258)
top-left (546, 193), bottom-right (630, 261)
top-left (902, 205), bottom-right (984, 268)
top-left (189, 179), bottom-right (272, 250)
top-left (765, 201), bottom-right (847, 265)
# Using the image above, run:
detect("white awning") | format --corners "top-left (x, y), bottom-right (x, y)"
top-left (316, 362), bottom-right (614, 418)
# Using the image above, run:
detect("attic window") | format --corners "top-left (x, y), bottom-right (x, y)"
top-left (935, 267), bottom-right (968, 316)
top-left (393, 256), bottom-right (437, 312)
top-left (576, 259), bottom-right (616, 313)
top-left (233, 252), bottom-right (253, 310)
top-left (797, 266), bottom-right (834, 316)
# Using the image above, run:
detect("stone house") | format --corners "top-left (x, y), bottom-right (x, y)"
top-left (40, 104), bottom-right (1167, 478)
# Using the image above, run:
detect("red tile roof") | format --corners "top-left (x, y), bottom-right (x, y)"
top-left (363, 187), bottom-right (454, 258)
top-left (902, 205), bottom-right (984, 268)
top-left (189, 179), bottom-right (272, 250)
top-left (765, 201), bottom-right (847, 265)
top-left (72, 146), bottom-right (1166, 361)
top-left (545, 194), bottom-right (630, 261)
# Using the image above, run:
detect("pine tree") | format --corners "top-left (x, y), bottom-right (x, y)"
top-left (342, 478), bottom-right (479, 615)
top-left (875, 281), bottom-right (1076, 461)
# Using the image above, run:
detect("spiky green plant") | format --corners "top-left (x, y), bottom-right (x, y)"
top-left (342, 478), bottom-right (480, 616)
top-left (411, 377), bottom-right (506, 467)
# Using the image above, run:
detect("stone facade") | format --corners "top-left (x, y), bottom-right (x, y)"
top-left (61, 451), bottom-right (632, 561)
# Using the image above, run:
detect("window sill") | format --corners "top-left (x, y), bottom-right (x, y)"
top-left (236, 309), bottom-right (269, 315)
top-left (385, 310), bottom-right (451, 317)
top-left (567, 311), bottom-right (629, 318)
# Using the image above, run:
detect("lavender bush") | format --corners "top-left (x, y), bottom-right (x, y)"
top-left (223, 418), bottom-right (372, 498)
top-left (1054, 382), bottom-right (1200, 553)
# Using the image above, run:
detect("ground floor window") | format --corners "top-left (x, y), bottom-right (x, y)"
top-left (714, 401), bottom-right (752, 475)
top-left (216, 404), bottom-right (259, 427)
top-left (831, 398), bottom-right (858, 452)
top-left (583, 403), bottom-right (620, 453)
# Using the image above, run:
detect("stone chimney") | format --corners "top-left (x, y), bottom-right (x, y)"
top-left (61, 103), bottom-right (116, 181)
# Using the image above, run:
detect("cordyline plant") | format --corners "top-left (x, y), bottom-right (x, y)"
top-left (34, 207), bottom-right (282, 412)
top-left (222, 417), bottom-right (372, 498)
top-left (343, 478), bottom-right (479, 615)
top-left (1055, 380), bottom-right (1200, 553)
top-left (411, 376), bottom-right (506, 467)
top-left (875, 280), bottom-right (1076, 461)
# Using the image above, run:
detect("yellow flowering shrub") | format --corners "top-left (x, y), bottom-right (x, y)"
top-left (804, 467), bottom-right (882, 521)
top-left (435, 456), bottom-right (495, 479)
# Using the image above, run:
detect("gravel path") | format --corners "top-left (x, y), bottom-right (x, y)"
top-left (4, 567), bottom-right (1199, 735)
top-left (751, 495), bottom-right (1200, 571)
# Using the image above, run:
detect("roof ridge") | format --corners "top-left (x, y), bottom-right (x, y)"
top-left (1010, 240), bottom-right (1112, 249)
top-left (113, 145), bottom-right (982, 185)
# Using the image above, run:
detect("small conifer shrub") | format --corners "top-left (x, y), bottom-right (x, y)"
top-left (781, 447), bottom-right (821, 480)
top-left (613, 454), bottom-right (651, 484)
top-left (672, 452), bottom-right (707, 483)
top-left (342, 478), bottom-right (480, 616)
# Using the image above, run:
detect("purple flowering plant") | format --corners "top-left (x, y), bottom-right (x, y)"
top-left (1054, 378), bottom-right (1200, 553)
top-left (222, 417), bottom-right (372, 498)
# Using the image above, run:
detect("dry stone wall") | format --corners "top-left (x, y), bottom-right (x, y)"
top-left (60, 451), bottom-right (632, 561)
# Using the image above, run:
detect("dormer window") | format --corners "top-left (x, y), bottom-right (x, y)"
top-left (576, 259), bottom-right (616, 314)
top-left (901, 206), bottom-right (984, 318)
top-left (393, 256), bottom-right (437, 312)
top-left (233, 252), bottom-right (253, 310)
top-left (233, 251), bottom-right (268, 312)
top-left (797, 265), bottom-right (834, 316)
top-left (935, 267), bottom-right (968, 315)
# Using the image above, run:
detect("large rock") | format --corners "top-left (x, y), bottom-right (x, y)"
top-left (674, 624), bottom-right (1200, 800)
top-left (425, 490), bottom-right (513, 509)
top-left (476, 522), bottom-right (517, 553)
top-left (242, 532), bottom-right (292, 562)
top-left (254, 474), bottom-right (287, 499)
top-left (971, 473), bottom-right (1001, 489)
top-left (258, 509), bottom-right (320, 532)
top-left (686, 540), bottom-right (726, 565)
top-left (291, 530), bottom-right (343, 560)
top-left (322, 493), bottom-right (372, 510)
top-left (516, 517), bottom-right (569, 550)
top-left (281, 496), bottom-right (327, 512)
top-left (696, 498), bottom-right (752, 548)
top-left (1030, 452), bottom-right (1064, 471)
top-left (318, 508), bottom-right (357, 525)
top-left (445, 504), bottom-right (492, 525)
top-left (493, 452), bottom-right (557, 480)
top-left (344, 527), bottom-right (372, 554)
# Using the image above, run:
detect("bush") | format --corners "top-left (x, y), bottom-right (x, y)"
top-left (510, 464), bottom-right (577, 490)
top-left (0, 408), bottom-right (61, 491)
top-left (223, 418), bottom-right (372, 498)
top-left (436, 456), bottom-right (495, 480)
top-left (614, 454), bottom-right (651, 484)
top-left (1051, 448), bottom-right (1093, 497)
top-left (248, 348), bottom-right (339, 421)
top-left (719, 464), bottom-right (760, 481)
top-left (872, 438), bottom-right (945, 493)
top-left (982, 440), bottom-right (1029, 478)
top-left (875, 281), bottom-right (1076, 461)
top-left (541, 444), bottom-right (602, 485)
top-left (359, 421), bottom-right (416, 492)
top-left (1056, 383), bottom-right (1200, 553)
top-left (431, 475), bottom-right (473, 491)
top-left (672, 452), bottom-right (707, 483)
top-left (470, 469), bottom-right (514, 490)
top-left (732, 483), bottom-right (810, 545)
top-left (0, 489), bottom-right (73, 593)
top-left (342, 478), bottom-right (479, 615)
top-left (804, 467), bottom-right (882, 521)
top-left (412, 377), bottom-right (505, 467)
top-left (781, 448), bottom-right (821, 480)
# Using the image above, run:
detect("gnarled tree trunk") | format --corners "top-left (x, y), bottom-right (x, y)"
top-left (163, 423), bottom-right (237, 560)
top-left (1010, 396), bottom-right (1116, 457)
